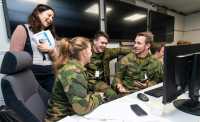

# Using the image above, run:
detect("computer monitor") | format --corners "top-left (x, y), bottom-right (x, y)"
top-left (163, 44), bottom-right (200, 116)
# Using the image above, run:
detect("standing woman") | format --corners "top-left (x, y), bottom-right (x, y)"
top-left (10, 4), bottom-right (57, 93)
top-left (45, 37), bottom-right (103, 122)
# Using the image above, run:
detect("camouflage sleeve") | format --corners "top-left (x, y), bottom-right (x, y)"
top-left (105, 47), bottom-right (131, 61)
top-left (149, 60), bottom-right (164, 84)
top-left (112, 56), bottom-right (128, 88)
top-left (155, 62), bottom-right (164, 82)
top-left (59, 70), bottom-right (103, 116)
top-left (70, 92), bottom-right (102, 115)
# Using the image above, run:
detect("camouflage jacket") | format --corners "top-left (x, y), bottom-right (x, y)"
top-left (113, 52), bottom-right (163, 91)
top-left (46, 60), bottom-right (102, 122)
top-left (85, 47), bottom-right (131, 84)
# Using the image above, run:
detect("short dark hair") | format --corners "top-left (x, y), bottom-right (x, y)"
top-left (94, 31), bottom-right (110, 41)
top-left (136, 32), bottom-right (154, 45)
top-left (151, 43), bottom-right (165, 54)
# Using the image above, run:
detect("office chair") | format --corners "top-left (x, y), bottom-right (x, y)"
top-left (0, 51), bottom-right (50, 122)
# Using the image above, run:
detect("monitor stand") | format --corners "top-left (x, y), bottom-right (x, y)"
top-left (174, 99), bottom-right (200, 116)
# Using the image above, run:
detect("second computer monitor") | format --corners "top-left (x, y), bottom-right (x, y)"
top-left (163, 43), bottom-right (200, 116)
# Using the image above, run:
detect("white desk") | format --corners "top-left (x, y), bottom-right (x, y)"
top-left (58, 83), bottom-right (200, 122)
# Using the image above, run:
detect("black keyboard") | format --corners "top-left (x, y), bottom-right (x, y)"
top-left (144, 86), bottom-right (163, 98)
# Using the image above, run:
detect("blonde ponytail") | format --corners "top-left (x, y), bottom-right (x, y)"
top-left (53, 36), bottom-right (91, 75)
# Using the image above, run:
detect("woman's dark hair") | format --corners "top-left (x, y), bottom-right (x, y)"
top-left (28, 4), bottom-right (56, 38)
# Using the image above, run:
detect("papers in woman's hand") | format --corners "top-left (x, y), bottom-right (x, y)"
top-left (32, 30), bottom-right (55, 48)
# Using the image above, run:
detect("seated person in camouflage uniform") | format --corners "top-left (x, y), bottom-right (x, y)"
top-left (45, 37), bottom-right (104, 122)
top-left (112, 32), bottom-right (163, 94)
top-left (85, 31), bottom-right (131, 98)
top-left (151, 42), bottom-right (165, 64)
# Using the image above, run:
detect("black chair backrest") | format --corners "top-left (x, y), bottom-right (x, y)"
top-left (1, 51), bottom-right (50, 122)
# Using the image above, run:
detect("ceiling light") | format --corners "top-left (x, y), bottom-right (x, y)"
top-left (85, 4), bottom-right (112, 15)
top-left (124, 14), bottom-right (146, 22)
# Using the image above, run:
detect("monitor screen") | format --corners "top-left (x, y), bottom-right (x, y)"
top-left (106, 0), bottom-right (147, 41)
top-left (163, 44), bottom-right (200, 116)
top-left (174, 54), bottom-right (193, 92)
top-left (149, 11), bottom-right (174, 42)
top-left (3, 0), bottom-right (99, 38)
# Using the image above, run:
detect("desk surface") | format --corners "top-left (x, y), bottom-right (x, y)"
top-left (58, 83), bottom-right (200, 122)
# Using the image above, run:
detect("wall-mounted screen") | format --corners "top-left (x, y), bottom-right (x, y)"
top-left (106, 0), bottom-right (147, 41)
top-left (3, 0), bottom-right (100, 38)
top-left (149, 10), bottom-right (175, 42)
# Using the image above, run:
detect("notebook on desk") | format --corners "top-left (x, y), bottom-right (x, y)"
top-left (144, 86), bottom-right (163, 98)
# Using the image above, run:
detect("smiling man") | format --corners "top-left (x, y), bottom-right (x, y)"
top-left (112, 32), bottom-right (163, 94)
top-left (85, 31), bottom-right (131, 98)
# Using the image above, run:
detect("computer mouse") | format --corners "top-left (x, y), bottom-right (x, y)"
top-left (137, 93), bottom-right (149, 102)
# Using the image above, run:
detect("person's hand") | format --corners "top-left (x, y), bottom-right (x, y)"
top-left (96, 92), bottom-right (105, 100)
top-left (37, 42), bottom-right (51, 53)
top-left (116, 83), bottom-right (130, 93)
top-left (134, 80), bottom-right (148, 89)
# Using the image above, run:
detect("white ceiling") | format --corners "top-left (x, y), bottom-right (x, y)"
top-left (140, 0), bottom-right (200, 15)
